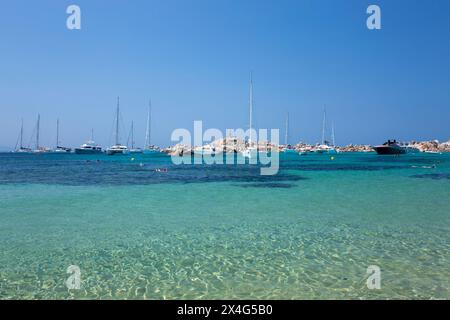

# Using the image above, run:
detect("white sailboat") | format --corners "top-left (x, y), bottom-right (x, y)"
top-left (241, 73), bottom-right (257, 159)
top-left (315, 107), bottom-right (336, 154)
top-left (14, 118), bottom-right (32, 153)
top-left (282, 112), bottom-right (296, 153)
top-left (193, 144), bottom-right (217, 156)
top-left (106, 97), bottom-right (129, 155)
top-left (53, 118), bottom-right (71, 153)
top-left (143, 99), bottom-right (160, 154)
top-left (329, 121), bottom-right (338, 154)
top-left (32, 114), bottom-right (50, 153)
top-left (128, 120), bottom-right (143, 154)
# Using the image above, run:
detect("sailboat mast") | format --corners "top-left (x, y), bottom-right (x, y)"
top-left (285, 112), bottom-right (289, 146)
top-left (145, 100), bottom-right (151, 148)
top-left (321, 107), bottom-right (326, 145)
top-left (115, 97), bottom-right (120, 145)
top-left (249, 73), bottom-right (253, 144)
top-left (131, 121), bottom-right (135, 149)
top-left (56, 118), bottom-right (60, 148)
top-left (91, 128), bottom-right (94, 141)
top-left (36, 114), bottom-right (40, 150)
top-left (331, 121), bottom-right (335, 147)
top-left (20, 118), bottom-right (24, 149)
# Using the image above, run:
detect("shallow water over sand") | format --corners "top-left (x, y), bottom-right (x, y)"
top-left (0, 152), bottom-right (448, 299)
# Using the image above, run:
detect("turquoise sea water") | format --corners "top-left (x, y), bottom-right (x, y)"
top-left (0, 152), bottom-right (448, 299)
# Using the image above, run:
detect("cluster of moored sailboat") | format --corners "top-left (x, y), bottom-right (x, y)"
top-left (13, 97), bottom-right (161, 155)
top-left (13, 75), bottom-right (419, 157)
top-left (13, 74), bottom-right (341, 158)
top-left (186, 75), bottom-right (339, 158)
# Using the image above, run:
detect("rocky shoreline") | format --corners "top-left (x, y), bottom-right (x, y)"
top-left (408, 140), bottom-right (450, 153)
top-left (336, 140), bottom-right (450, 153)
top-left (162, 139), bottom-right (450, 155)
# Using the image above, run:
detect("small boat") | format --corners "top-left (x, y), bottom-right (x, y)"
top-left (53, 147), bottom-right (71, 153)
top-left (75, 141), bottom-right (103, 154)
top-left (241, 146), bottom-right (258, 158)
top-left (373, 140), bottom-right (407, 155)
top-left (239, 74), bottom-right (271, 159)
top-left (241, 73), bottom-right (257, 159)
top-left (75, 130), bottom-right (103, 154)
top-left (14, 118), bottom-right (32, 153)
top-left (281, 113), bottom-right (296, 153)
top-left (329, 122), bottom-right (338, 154)
top-left (52, 147), bottom-right (71, 153)
top-left (52, 119), bottom-right (72, 153)
top-left (282, 147), bottom-right (297, 153)
top-left (193, 145), bottom-right (218, 156)
top-left (128, 121), bottom-right (143, 154)
top-left (143, 146), bottom-right (160, 154)
top-left (298, 147), bottom-right (309, 155)
top-left (314, 144), bottom-right (332, 153)
top-left (16, 147), bottom-right (32, 153)
top-left (315, 109), bottom-right (338, 154)
top-left (106, 97), bottom-right (129, 155)
top-left (31, 114), bottom-right (51, 153)
top-left (106, 144), bottom-right (129, 155)
top-left (143, 99), bottom-right (161, 154)
top-left (75, 129), bottom-right (102, 154)
top-left (33, 148), bottom-right (52, 153)
top-left (314, 146), bottom-right (338, 154)
top-left (402, 144), bottom-right (420, 153)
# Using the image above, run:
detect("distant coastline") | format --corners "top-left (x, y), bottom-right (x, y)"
top-left (162, 139), bottom-right (450, 156)
top-left (3, 139), bottom-right (450, 155)
top-left (336, 140), bottom-right (450, 153)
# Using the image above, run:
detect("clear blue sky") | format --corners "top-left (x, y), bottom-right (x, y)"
top-left (1, 0), bottom-right (449, 149)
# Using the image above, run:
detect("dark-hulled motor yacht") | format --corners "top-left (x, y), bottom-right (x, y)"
top-left (373, 140), bottom-right (406, 155)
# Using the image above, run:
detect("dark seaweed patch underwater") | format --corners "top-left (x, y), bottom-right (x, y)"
top-left (0, 152), bottom-right (448, 188)
top-left (410, 173), bottom-right (450, 180)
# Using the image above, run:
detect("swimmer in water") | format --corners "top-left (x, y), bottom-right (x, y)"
top-left (413, 164), bottom-right (437, 169)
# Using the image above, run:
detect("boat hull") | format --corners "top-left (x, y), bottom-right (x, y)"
top-left (74, 148), bottom-right (103, 154)
top-left (15, 148), bottom-right (32, 153)
top-left (143, 149), bottom-right (160, 155)
top-left (373, 146), bottom-right (406, 155)
top-left (52, 148), bottom-right (72, 153)
top-left (327, 149), bottom-right (338, 154)
top-left (106, 150), bottom-right (129, 155)
top-left (193, 151), bottom-right (223, 156)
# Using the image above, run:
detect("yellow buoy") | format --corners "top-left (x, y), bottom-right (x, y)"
top-left (330, 156), bottom-right (335, 160)
top-left (131, 157), bottom-right (135, 161)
